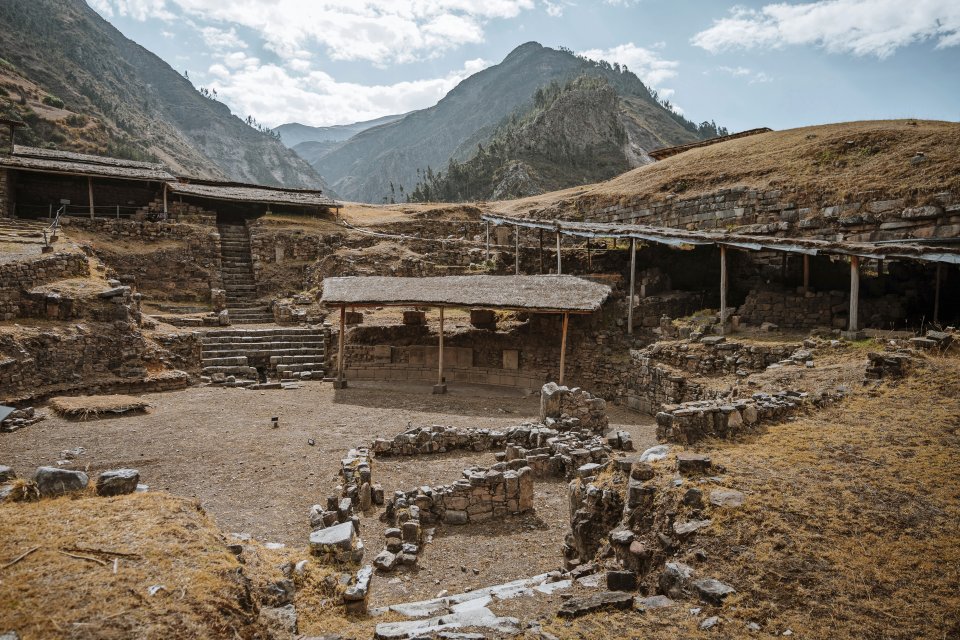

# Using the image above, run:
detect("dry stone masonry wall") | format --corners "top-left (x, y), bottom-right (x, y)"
top-left (0, 252), bottom-right (89, 320)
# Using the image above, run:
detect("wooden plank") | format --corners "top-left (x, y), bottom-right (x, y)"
top-left (803, 254), bottom-right (810, 294)
top-left (162, 183), bottom-right (168, 217)
top-left (556, 231), bottom-right (562, 275)
top-left (719, 245), bottom-right (728, 335)
top-left (559, 312), bottom-right (569, 385)
top-left (627, 238), bottom-right (636, 336)
top-left (337, 305), bottom-right (346, 382)
top-left (849, 256), bottom-right (860, 331)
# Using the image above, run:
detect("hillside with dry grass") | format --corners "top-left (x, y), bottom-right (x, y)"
top-left (490, 120), bottom-right (960, 217)
top-left (544, 353), bottom-right (960, 639)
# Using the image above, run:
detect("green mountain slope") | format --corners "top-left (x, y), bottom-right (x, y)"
top-left (313, 42), bottom-right (721, 203)
top-left (0, 0), bottom-right (327, 189)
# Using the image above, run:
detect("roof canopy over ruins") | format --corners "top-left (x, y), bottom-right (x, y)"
top-left (321, 275), bottom-right (611, 313)
top-left (167, 179), bottom-right (337, 209)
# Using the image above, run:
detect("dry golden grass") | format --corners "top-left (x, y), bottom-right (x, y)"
top-left (0, 493), bottom-right (268, 639)
top-left (549, 354), bottom-right (960, 639)
top-left (491, 119), bottom-right (960, 216)
top-left (49, 394), bottom-right (151, 419)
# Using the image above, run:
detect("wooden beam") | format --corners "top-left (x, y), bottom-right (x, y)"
top-left (849, 256), bottom-right (860, 332)
top-left (87, 177), bottom-right (94, 219)
top-left (485, 221), bottom-right (490, 262)
top-left (934, 263), bottom-right (943, 325)
top-left (434, 307), bottom-right (447, 394)
top-left (559, 312), bottom-right (569, 386)
top-left (556, 230), bottom-right (562, 275)
top-left (538, 229), bottom-right (544, 274)
top-left (162, 183), bottom-right (168, 218)
top-left (802, 254), bottom-right (810, 294)
top-left (719, 245), bottom-right (728, 335)
top-left (515, 228), bottom-right (520, 275)
top-left (336, 305), bottom-right (347, 388)
top-left (627, 238), bottom-right (636, 336)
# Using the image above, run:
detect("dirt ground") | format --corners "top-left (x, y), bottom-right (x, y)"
top-left (1, 380), bottom-right (656, 606)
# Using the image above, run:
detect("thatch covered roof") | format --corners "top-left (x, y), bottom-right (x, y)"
top-left (321, 275), bottom-right (611, 313)
top-left (166, 180), bottom-right (337, 208)
top-left (1, 148), bottom-right (174, 181)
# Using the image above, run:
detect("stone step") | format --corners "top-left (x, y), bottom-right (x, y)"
top-left (203, 327), bottom-right (326, 337)
top-left (202, 365), bottom-right (259, 376)
top-left (280, 370), bottom-right (322, 380)
top-left (231, 317), bottom-right (275, 325)
top-left (276, 363), bottom-right (323, 373)
top-left (202, 355), bottom-right (250, 367)
top-left (202, 334), bottom-right (325, 344)
top-left (270, 354), bottom-right (325, 364)
top-left (202, 348), bottom-right (325, 359)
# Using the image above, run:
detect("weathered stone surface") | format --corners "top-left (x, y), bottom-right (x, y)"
top-left (309, 521), bottom-right (358, 563)
top-left (676, 453), bottom-right (712, 475)
top-left (659, 562), bottom-right (694, 599)
top-left (33, 467), bottom-right (88, 497)
top-left (259, 604), bottom-right (298, 638)
top-left (0, 465), bottom-right (15, 483)
top-left (693, 578), bottom-right (736, 605)
top-left (540, 382), bottom-right (563, 422)
top-left (709, 489), bottom-right (745, 508)
top-left (557, 591), bottom-right (634, 618)
top-left (374, 550), bottom-right (397, 572)
top-left (639, 445), bottom-right (670, 462)
top-left (634, 595), bottom-right (675, 611)
top-left (682, 487), bottom-right (704, 508)
top-left (673, 519), bottom-right (712, 538)
top-left (606, 570), bottom-right (637, 591)
top-left (95, 469), bottom-right (140, 496)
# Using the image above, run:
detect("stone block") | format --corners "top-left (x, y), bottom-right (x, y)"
top-left (33, 467), bottom-right (88, 497)
top-left (96, 469), bottom-right (140, 496)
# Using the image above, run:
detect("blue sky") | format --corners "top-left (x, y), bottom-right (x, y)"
top-left (89, 0), bottom-right (960, 131)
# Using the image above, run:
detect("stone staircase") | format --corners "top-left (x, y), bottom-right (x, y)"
top-left (200, 327), bottom-right (328, 383)
top-left (217, 223), bottom-right (273, 324)
top-left (0, 217), bottom-right (49, 245)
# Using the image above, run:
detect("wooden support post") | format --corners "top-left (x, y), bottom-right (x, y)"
top-left (556, 230), bottom-right (562, 275)
top-left (802, 254), bottom-right (810, 294)
top-left (48, 204), bottom-right (52, 220)
top-left (116, 205), bottom-right (119, 219)
top-left (559, 312), bottom-right (569, 386)
top-left (515, 228), bottom-right (520, 275)
top-left (434, 307), bottom-right (447, 394)
top-left (539, 229), bottom-right (544, 274)
top-left (163, 183), bottom-right (168, 218)
top-left (87, 177), bottom-right (94, 219)
top-left (627, 238), bottom-right (636, 336)
top-left (335, 305), bottom-right (347, 388)
top-left (849, 256), bottom-right (860, 332)
top-left (780, 252), bottom-right (787, 284)
top-left (934, 263), bottom-right (943, 325)
top-left (485, 222), bottom-right (490, 262)
top-left (719, 245), bottom-right (728, 335)
top-left (587, 241), bottom-right (592, 271)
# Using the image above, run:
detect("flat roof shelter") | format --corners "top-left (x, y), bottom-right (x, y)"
top-left (166, 178), bottom-right (339, 216)
top-left (321, 275), bottom-right (612, 392)
top-left (482, 214), bottom-right (960, 335)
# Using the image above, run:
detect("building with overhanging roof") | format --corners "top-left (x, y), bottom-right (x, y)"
top-left (0, 124), bottom-right (338, 222)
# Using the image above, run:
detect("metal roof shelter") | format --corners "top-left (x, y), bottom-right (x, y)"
top-left (481, 213), bottom-right (960, 334)
top-left (321, 275), bottom-right (612, 392)
top-left (167, 179), bottom-right (338, 210)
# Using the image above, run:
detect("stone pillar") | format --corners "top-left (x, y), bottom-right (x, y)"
top-left (0, 168), bottom-right (9, 218)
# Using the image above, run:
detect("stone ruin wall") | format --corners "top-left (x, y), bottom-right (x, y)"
top-left (0, 251), bottom-right (90, 320)
top-left (60, 218), bottom-right (222, 303)
top-left (585, 187), bottom-right (960, 242)
top-left (0, 321), bottom-right (186, 403)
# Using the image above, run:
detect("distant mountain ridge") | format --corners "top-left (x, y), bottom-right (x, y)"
top-left (0, 0), bottom-right (328, 190)
top-left (309, 42), bottom-right (721, 203)
top-left (275, 114), bottom-right (407, 148)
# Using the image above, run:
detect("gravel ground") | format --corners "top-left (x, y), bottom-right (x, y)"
top-left (1, 380), bottom-right (656, 604)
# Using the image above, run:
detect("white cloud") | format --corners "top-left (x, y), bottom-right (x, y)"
top-left (201, 56), bottom-right (492, 127)
top-left (543, 1), bottom-right (565, 17)
top-left (577, 42), bottom-right (679, 88)
top-left (716, 65), bottom-right (773, 83)
top-left (200, 26), bottom-right (246, 50)
top-left (93, 0), bottom-right (535, 65)
top-left (692, 0), bottom-right (960, 58)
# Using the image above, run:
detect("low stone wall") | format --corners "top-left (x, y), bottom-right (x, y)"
top-left (622, 357), bottom-right (705, 415)
top-left (152, 331), bottom-right (204, 375)
top-left (0, 252), bottom-right (89, 320)
top-left (0, 321), bottom-right (181, 402)
top-left (541, 383), bottom-right (610, 433)
top-left (654, 389), bottom-right (844, 444)
top-left (61, 218), bottom-right (222, 302)
top-left (588, 187), bottom-right (960, 242)
top-left (0, 168), bottom-right (10, 217)
top-left (737, 288), bottom-right (910, 330)
top-left (640, 339), bottom-right (806, 376)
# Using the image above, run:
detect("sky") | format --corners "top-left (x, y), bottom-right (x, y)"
top-left (88, 0), bottom-right (960, 132)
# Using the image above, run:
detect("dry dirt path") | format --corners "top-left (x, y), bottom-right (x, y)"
top-left (1, 381), bottom-right (655, 601)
